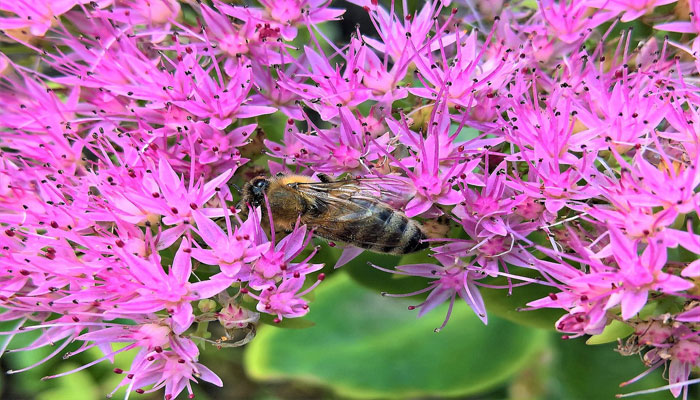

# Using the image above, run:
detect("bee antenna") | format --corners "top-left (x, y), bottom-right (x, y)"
top-left (230, 183), bottom-right (242, 194)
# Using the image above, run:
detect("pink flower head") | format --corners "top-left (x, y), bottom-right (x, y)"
top-left (217, 0), bottom-right (344, 41)
top-left (111, 240), bottom-right (234, 334)
top-left (359, 1), bottom-right (457, 63)
top-left (191, 208), bottom-right (269, 278)
top-left (588, 0), bottom-right (677, 22)
top-left (108, 336), bottom-right (222, 399)
top-left (538, 0), bottom-right (618, 44)
top-left (247, 274), bottom-right (325, 322)
top-left (0, 0), bottom-right (108, 37)
top-left (374, 256), bottom-right (488, 331)
top-left (241, 224), bottom-right (323, 290)
top-left (280, 40), bottom-right (370, 120)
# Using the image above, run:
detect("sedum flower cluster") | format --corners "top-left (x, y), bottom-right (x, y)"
top-left (0, 0), bottom-right (699, 398)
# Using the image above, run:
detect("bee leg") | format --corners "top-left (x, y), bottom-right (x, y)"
top-left (317, 173), bottom-right (334, 183)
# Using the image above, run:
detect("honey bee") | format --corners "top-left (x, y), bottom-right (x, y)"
top-left (240, 173), bottom-right (429, 254)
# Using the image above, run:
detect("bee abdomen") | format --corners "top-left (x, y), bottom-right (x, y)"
top-left (361, 206), bottom-right (427, 254)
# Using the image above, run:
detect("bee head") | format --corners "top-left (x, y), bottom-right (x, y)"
top-left (246, 177), bottom-right (270, 206)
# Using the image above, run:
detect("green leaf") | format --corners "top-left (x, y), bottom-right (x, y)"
top-left (452, 125), bottom-right (481, 141)
top-left (257, 111), bottom-right (290, 144)
top-left (244, 274), bottom-right (549, 399)
top-left (552, 338), bottom-right (668, 400)
top-left (259, 313), bottom-right (316, 329)
top-left (586, 320), bottom-right (635, 345)
top-left (478, 272), bottom-right (564, 330)
top-left (343, 250), bottom-right (429, 296)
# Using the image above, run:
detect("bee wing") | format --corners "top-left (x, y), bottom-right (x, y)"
top-left (292, 181), bottom-right (412, 249)
top-left (293, 177), bottom-right (409, 205)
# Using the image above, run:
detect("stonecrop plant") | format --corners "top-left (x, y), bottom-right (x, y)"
top-left (0, 0), bottom-right (699, 398)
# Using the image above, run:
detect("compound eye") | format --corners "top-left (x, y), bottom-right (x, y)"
top-left (253, 179), bottom-right (266, 188)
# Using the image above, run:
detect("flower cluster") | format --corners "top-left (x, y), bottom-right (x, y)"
top-left (0, 0), bottom-right (699, 398)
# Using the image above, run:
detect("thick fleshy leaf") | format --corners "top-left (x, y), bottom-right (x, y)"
top-left (244, 274), bottom-right (548, 399)
top-left (553, 338), bottom-right (668, 400)
top-left (586, 320), bottom-right (635, 345)
top-left (478, 273), bottom-right (564, 330)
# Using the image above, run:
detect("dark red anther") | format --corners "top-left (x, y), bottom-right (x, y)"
top-left (114, 368), bottom-right (124, 374)
top-left (50, 221), bottom-right (59, 229)
top-left (317, 273), bottom-right (326, 281)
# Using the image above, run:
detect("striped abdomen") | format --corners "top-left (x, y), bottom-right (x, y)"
top-left (312, 199), bottom-right (429, 255)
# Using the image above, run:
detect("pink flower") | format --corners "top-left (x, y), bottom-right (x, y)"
top-left (111, 240), bottom-right (234, 334)
top-left (0, 0), bottom-right (108, 37)
top-left (587, 0), bottom-right (677, 22)
top-left (374, 256), bottom-right (488, 331)
top-left (191, 209), bottom-right (268, 277)
top-left (246, 274), bottom-right (325, 322)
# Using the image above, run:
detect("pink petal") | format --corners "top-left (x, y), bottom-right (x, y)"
top-left (172, 302), bottom-right (194, 334)
top-left (669, 359), bottom-right (691, 398)
top-left (190, 274), bottom-right (234, 299)
top-left (417, 289), bottom-right (452, 318)
top-left (682, 259), bottom-right (700, 277)
top-left (196, 363), bottom-right (223, 387)
top-left (157, 157), bottom-right (181, 191)
top-left (334, 246), bottom-right (364, 269)
top-left (677, 306), bottom-right (700, 322)
top-left (192, 211), bottom-right (225, 247)
top-left (171, 239), bottom-right (192, 284)
top-left (459, 281), bottom-right (487, 325)
top-left (277, 226), bottom-right (307, 256)
top-left (439, 188), bottom-right (462, 205)
top-left (190, 248), bottom-right (219, 265)
top-left (405, 196), bottom-right (432, 217)
top-left (156, 224), bottom-right (188, 251)
top-left (620, 289), bottom-right (648, 320)
top-left (656, 274), bottom-right (694, 292)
